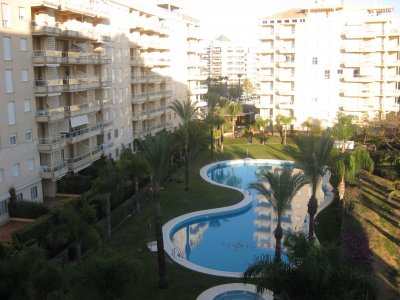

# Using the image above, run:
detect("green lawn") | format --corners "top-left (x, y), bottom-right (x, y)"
top-left (100, 138), bottom-right (336, 300)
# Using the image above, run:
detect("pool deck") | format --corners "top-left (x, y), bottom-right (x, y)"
top-left (196, 283), bottom-right (273, 300)
top-left (162, 158), bottom-right (335, 278)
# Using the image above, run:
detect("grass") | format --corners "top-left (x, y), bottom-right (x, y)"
top-left (97, 138), bottom-right (334, 299)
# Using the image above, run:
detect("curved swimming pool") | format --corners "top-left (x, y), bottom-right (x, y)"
top-left (163, 159), bottom-right (333, 277)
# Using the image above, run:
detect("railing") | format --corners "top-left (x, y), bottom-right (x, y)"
top-left (63, 121), bottom-right (112, 140)
top-left (40, 162), bottom-right (67, 173)
top-left (38, 135), bottom-right (66, 145)
top-left (65, 148), bottom-right (102, 164)
top-left (33, 50), bottom-right (62, 58)
top-left (36, 106), bottom-right (65, 116)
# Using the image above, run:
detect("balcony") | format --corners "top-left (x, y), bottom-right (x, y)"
top-left (188, 74), bottom-right (208, 81)
top-left (63, 122), bottom-right (106, 144)
top-left (189, 86), bottom-right (208, 95)
top-left (34, 79), bottom-right (64, 95)
top-left (145, 57), bottom-right (171, 67)
top-left (130, 56), bottom-right (145, 66)
top-left (187, 28), bottom-right (201, 40)
top-left (64, 101), bottom-right (101, 118)
top-left (340, 101), bottom-right (380, 112)
top-left (100, 76), bottom-right (112, 87)
top-left (66, 148), bottom-right (102, 172)
top-left (386, 28), bottom-right (400, 37)
top-left (259, 61), bottom-right (275, 68)
top-left (381, 75), bottom-right (400, 82)
top-left (277, 47), bottom-right (295, 54)
top-left (132, 110), bottom-right (148, 121)
top-left (343, 30), bottom-right (376, 39)
top-left (277, 61), bottom-right (295, 68)
top-left (100, 120), bottom-right (113, 133)
top-left (131, 74), bottom-right (149, 83)
top-left (276, 102), bottom-right (294, 109)
top-left (147, 107), bottom-right (166, 118)
top-left (258, 89), bottom-right (274, 95)
top-left (383, 89), bottom-right (400, 97)
top-left (132, 93), bottom-right (147, 103)
top-left (31, 0), bottom-right (60, 8)
top-left (31, 21), bottom-right (62, 36)
top-left (341, 60), bottom-right (375, 67)
top-left (100, 98), bottom-right (112, 109)
top-left (255, 100), bottom-right (274, 109)
top-left (61, 51), bottom-right (111, 64)
top-left (341, 45), bottom-right (377, 53)
top-left (277, 74), bottom-right (294, 82)
top-left (276, 88), bottom-right (295, 96)
top-left (59, 0), bottom-right (109, 20)
top-left (277, 32), bottom-right (295, 40)
top-left (259, 75), bottom-right (274, 82)
top-left (341, 74), bottom-right (376, 83)
top-left (147, 90), bottom-right (171, 100)
top-left (385, 44), bottom-right (400, 52)
top-left (36, 107), bottom-right (65, 122)
top-left (259, 32), bottom-right (275, 40)
top-left (63, 76), bottom-right (102, 92)
top-left (32, 50), bottom-right (62, 65)
top-left (340, 89), bottom-right (375, 97)
top-left (258, 47), bottom-right (274, 54)
top-left (38, 135), bottom-right (66, 152)
top-left (40, 162), bottom-right (68, 180)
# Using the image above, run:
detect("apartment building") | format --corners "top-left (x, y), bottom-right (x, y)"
top-left (0, 0), bottom-right (205, 226)
top-left (257, 3), bottom-right (400, 128)
top-left (204, 35), bottom-right (258, 88)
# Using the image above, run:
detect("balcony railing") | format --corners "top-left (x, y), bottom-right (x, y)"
top-left (63, 121), bottom-right (112, 143)
top-left (32, 50), bottom-right (62, 64)
top-left (65, 148), bottom-right (102, 171)
top-left (38, 135), bottom-right (66, 152)
top-left (40, 161), bottom-right (68, 180)
top-left (36, 106), bottom-right (65, 122)
top-left (64, 101), bottom-right (101, 117)
top-left (341, 74), bottom-right (376, 83)
top-left (131, 93), bottom-right (148, 103)
top-left (61, 51), bottom-right (111, 64)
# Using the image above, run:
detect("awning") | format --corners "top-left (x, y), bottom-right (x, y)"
top-left (70, 115), bottom-right (89, 128)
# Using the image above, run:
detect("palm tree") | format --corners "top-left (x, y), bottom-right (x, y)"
top-left (226, 101), bottom-right (243, 139)
top-left (243, 232), bottom-right (376, 299)
top-left (276, 114), bottom-right (297, 145)
top-left (116, 149), bottom-right (147, 212)
top-left (331, 113), bottom-right (358, 153)
top-left (284, 133), bottom-right (334, 240)
top-left (169, 99), bottom-right (199, 191)
top-left (135, 131), bottom-right (176, 289)
top-left (255, 116), bottom-right (268, 144)
top-left (329, 147), bottom-right (374, 204)
top-left (249, 168), bottom-right (309, 263)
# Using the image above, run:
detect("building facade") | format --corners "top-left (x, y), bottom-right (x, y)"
top-left (0, 0), bottom-right (205, 226)
top-left (257, 3), bottom-right (400, 128)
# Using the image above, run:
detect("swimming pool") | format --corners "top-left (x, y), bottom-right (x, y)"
top-left (163, 159), bottom-right (333, 277)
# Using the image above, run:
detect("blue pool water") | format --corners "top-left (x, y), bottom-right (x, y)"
top-left (214, 290), bottom-right (264, 300)
top-left (169, 160), bottom-right (310, 273)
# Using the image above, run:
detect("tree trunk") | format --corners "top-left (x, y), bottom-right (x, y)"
top-left (153, 183), bottom-right (167, 289)
top-left (220, 125), bottom-right (224, 153)
top-left (283, 128), bottom-right (287, 146)
top-left (75, 241), bottom-right (82, 261)
top-left (184, 130), bottom-right (190, 191)
top-left (274, 223), bottom-right (283, 263)
top-left (232, 118), bottom-right (235, 139)
top-left (307, 195), bottom-right (318, 241)
top-left (106, 194), bottom-right (111, 237)
top-left (135, 176), bottom-right (140, 212)
top-left (210, 128), bottom-right (214, 158)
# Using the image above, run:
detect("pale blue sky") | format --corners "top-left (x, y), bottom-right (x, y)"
top-left (180, 0), bottom-right (400, 44)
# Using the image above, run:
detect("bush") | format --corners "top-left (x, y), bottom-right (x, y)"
top-left (8, 200), bottom-right (49, 219)
top-left (373, 167), bottom-right (398, 181)
top-left (57, 173), bottom-right (91, 194)
top-left (12, 213), bottom-right (56, 247)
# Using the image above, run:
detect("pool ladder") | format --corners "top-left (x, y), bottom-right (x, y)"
top-left (172, 247), bottom-right (182, 258)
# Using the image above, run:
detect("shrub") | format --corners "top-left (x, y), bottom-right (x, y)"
top-left (8, 200), bottom-right (49, 219)
top-left (57, 173), bottom-right (91, 194)
top-left (12, 213), bottom-right (56, 247)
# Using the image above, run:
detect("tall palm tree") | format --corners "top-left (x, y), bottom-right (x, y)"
top-left (226, 101), bottom-right (243, 139)
top-left (329, 147), bottom-right (374, 204)
top-left (116, 149), bottom-right (148, 212)
top-left (169, 99), bottom-right (199, 191)
top-left (331, 113), bottom-right (358, 153)
top-left (284, 133), bottom-right (334, 241)
top-left (135, 132), bottom-right (176, 289)
top-left (249, 168), bottom-right (309, 263)
top-left (276, 114), bottom-right (297, 145)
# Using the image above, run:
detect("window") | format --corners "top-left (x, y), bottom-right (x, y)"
top-left (312, 57), bottom-right (318, 65)
top-left (312, 97), bottom-right (318, 103)
top-left (28, 158), bottom-right (35, 171)
top-left (0, 200), bottom-right (7, 216)
top-left (115, 148), bottom-right (119, 157)
top-left (107, 132), bottom-right (111, 140)
top-left (16, 193), bottom-right (23, 202)
top-left (5, 69), bottom-right (13, 93)
top-left (7, 102), bottom-right (16, 125)
top-left (25, 130), bottom-right (32, 142)
top-left (324, 70), bottom-right (330, 79)
top-left (9, 134), bottom-right (17, 146)
top-left (117, 48), bottom-right (122, 63)
top-left (31, 186), bottom-right (38, 200)
top-left (0, 168), bottom-right (4, 182)
top-left (19, 38), bottom-right (28, 51)
top-left (114, 129), bottom-right (119, 138)
top-left (1, 3), bottom-right (10, 28)
top-left (337, 69), bottom-right (343, 75)
top-left (23, 99), bottom-right (31, 112)
top-left (2, 36), bottom-right (11, 60)
top-left (12, 163), bottom-right (20, 177)
top-left (18, 7), bottom-right (26, 20)
top-left (21, 69), bottom-right (29, 82)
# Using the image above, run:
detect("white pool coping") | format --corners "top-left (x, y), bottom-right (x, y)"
top-left (196, 283), bottom-right (273, 300)
top-left (162, 158), bottom-right (334, 278)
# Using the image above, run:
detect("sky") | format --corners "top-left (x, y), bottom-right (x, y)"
top-left (178, 0), bottom-right (400, 45)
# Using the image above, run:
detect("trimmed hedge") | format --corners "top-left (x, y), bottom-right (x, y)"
top-left (8, 200), bottom-right (49, 219)
top-left (12, 213), bottom-right (56, 246)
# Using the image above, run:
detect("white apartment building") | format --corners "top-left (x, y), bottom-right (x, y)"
top-left (257, 3), bottom-right (400, 128)
top-left (0, 0), bottom-right (205, 226)
top-left (204, 35), bottom-right (258, 87)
